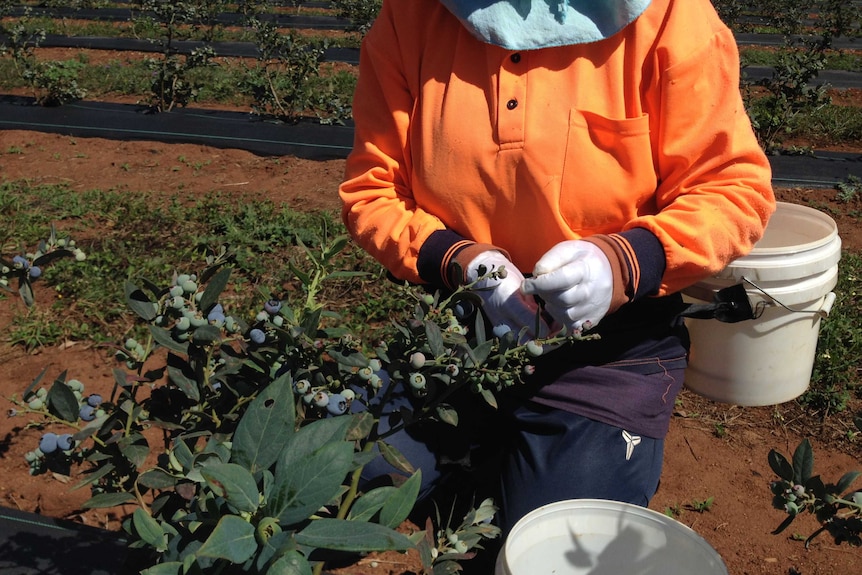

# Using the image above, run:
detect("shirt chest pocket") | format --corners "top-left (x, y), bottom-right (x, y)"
top-left (559, 109), bottom-right (656, 234)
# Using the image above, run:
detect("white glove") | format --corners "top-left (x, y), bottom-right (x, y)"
top-left (521, 240), bottom-right (614, 332)
top-left (466, 251), bottom-right (548, 340)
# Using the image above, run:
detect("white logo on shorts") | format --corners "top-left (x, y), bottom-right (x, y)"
top-left (622, 430), bottom-right (642, 461)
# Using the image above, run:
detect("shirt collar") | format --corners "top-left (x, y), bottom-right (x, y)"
top-left (439, 0), bottom-right (652, 50)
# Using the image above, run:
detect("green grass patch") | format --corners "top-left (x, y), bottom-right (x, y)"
top-left (1, 180), bottom-right (409, 347)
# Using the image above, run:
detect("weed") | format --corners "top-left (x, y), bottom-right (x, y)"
top-left (836, 175), bottom-right (862, 203)
top-left (687, 497), bottom-right (715, 513)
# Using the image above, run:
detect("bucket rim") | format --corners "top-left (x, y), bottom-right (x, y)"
top-left (747, 201), bottom-right (838, 256)
top-left (498, 498), bottom-right (727, 575)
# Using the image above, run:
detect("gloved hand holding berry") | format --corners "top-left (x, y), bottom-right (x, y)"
top-left (522, 239), bottom-right (622, 333)
top-left (465, 250), bottom-right (550, 340)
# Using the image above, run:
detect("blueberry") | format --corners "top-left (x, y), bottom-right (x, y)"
top-left (12, 255), bottom-right (28, 269)
top-left (249, 328), bottom-right (266, 344)
top-left (79, 404), bottom-right (96, 421)
top-left (28, 266), bottom-right (42, 279)
top-left (408, 373), bottom-right (427, 390)
top-left (313, 391), bottom-right (330, 408)
top-left (525, 340), bottom-right (544, 357)
top-left (326, 393), bottom-right (348, 415)
top-left (294, 379), bottom-right (311, 394)
top-left (175, 316), bottom-right (191, 332)
top-left (409, 352), bottom-right (426, 369)
top-left (169, 285), bottom-right (184, 298)
top-left (492, 324), bottom-right (512, 339)
top-left (57, 434), bottom-right (74, 451)
top-left (453, 301), bottom-right (475, 319)
top-left (264, 299), bottom-right (282, 315)
top-left (207, 304), bottom-right (225, 322)
top-left (39, 433), bottom-right (58, 454)
top-left (87, 394), bottom-right (102, 407)
top-left (357, 366), bottom-right (374, 381)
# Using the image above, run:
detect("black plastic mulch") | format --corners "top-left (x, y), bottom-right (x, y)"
top-left (0, 95), bottom-right (355, 160)
top-left (1, 95), bottom-right (860, 186)
top-left (0, 505), bottom-right (127, 575)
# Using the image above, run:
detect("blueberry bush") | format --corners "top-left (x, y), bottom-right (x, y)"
top-left (10, 230), bottom-right (577, 574)
top-left (0, 224), bottom-right (87, 307)
top-left (769, 433), bottom-right (862, 547)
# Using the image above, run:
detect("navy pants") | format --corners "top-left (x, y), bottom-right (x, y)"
top-left (358, 377), bottom-right (670, 534)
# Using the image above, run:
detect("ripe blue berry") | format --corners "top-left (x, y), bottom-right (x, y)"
top-left (39, 433), bottom-right (58, 454)
top-left (79, 404), bottom-right (96, 421)
top-left (28, 266), bottom-right (42, 279)
top-left (249, 328), bottom-right (266, 344)
top-left (12, 255), bottom-right (28, 269)
top-left (492, 324), bottom-right (513, 339)
top-left (57, 434), bottom-right (74, 451)
top-left (207, 304), bottom-right (224, 320)
top-left (264, 299), bottom-right (283, 315)
top-left (326, 393), bottom-right (348, 415)
top-left (87, 394), bottom-right (102, 407)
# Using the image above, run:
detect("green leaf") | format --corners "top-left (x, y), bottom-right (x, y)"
top-left (347, 486), bottom-right (396, 522)
top-left (141, 562), bottom-right (182, 575)
top-left (295, 518), bottom-right (414, 552)
top-left (425, 320), bottom-right (445, 357)
top-left (132, 508), bottom-right (167, 552)
top-left (19, 277), bottom-right (34, 307)
top-left (137, 468), bottom-right (178, 490)
top-left (792, 439), bottom-right (814, 485)
top-left (436, 405), bottom-right (459, 427)
top-left (231, 374), bottom-right (296, 474)
top-left (280, 416), bottom-right (351, 467)
top-left (119, 433), bottom-right (150, 468)
top-left (380, 470), bottom-right (421, 529)
top-left (378, 440), bottom-right (415, 475)
top-left (346, 411), bottom-right (374, 441)
top-left (466, 340), bottom-right (493, 368)
top-left (270, 441), bottom-right (354, 527)
top-left (199, 267), bottom-right (231, 313)
top-left (328, 349), bottom-right (368, 368)
top-left (47, 377), bottom-right (79, 422)
top-left (72, 462), bottom-right (116, 491)
top-left (125, 281), bottom-right (158, 321)
top-left (149, 324), bottom-right (189, 354)
top-left (196, 515), bottom-right (257, 563)
top-left (192, 325), bottom-right (222, 346)
top-left (21, 366), bottom-right (49, 402)
top-left (836, 470), bottom-right (861, 495)
top-left (167, 353), bottom-right (200, 402)
top-left (768, 449), bottom-right (794, 483)
top-left (201, 463), bottom-right (261, 514)
top-left (269, 550), bottom-right (312, 575)
top-left (83, 491), bottom-right (136, 508)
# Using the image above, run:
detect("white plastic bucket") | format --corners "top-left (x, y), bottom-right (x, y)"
top-left (494, 499), bottom-right (727, 575)
top-left (682, 202), bottom-right (841, 406)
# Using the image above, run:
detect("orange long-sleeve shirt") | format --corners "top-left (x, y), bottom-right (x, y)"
top-left (340, 0), bottom-right (775, 298)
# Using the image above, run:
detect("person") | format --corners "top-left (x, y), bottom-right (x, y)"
top-left (339, 0), bottom-right (775, 537)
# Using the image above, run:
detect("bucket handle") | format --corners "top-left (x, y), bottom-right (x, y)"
top-left (742, 276), bottom-right (836, 319)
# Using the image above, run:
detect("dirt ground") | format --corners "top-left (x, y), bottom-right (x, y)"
top-left (1, 128), bottom-right (862, 575)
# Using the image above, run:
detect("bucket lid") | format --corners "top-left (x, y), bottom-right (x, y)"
top-left (714, 202), bottom-right (841, 282)
top-left (496, 499), bottom-right (727, 575)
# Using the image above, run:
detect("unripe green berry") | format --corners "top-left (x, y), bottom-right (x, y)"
top-left (27, 397), bottom-right (44, 410)
top-left (408, 373), bottom-right (427, 390)
top-left (169, 285), bottom-right (184, 298)
top-left (409, 352), bottom-right (426, 369)
top-left (525, 341), bottom-right (543, 357)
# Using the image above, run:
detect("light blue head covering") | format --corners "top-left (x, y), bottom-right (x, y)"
top-left (439, 0), bottom-right (653, 50)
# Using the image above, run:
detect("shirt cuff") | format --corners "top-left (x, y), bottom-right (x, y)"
top-left (416, 229), bottom-right (503, 290)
